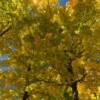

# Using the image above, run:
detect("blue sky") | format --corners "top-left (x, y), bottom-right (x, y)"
top-left (59, 0), bottom-right (68, 6)
top-left (0, 54), bottom-right (11, 72)
top-left (0, 54), bottom-right (9, 61)
top-left (0, 66), bottom-right (15, 72)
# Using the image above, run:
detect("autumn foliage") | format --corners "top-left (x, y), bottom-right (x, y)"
top-left (0, 0), bottom-right (100, 100)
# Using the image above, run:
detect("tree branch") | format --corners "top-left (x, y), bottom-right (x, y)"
top-left (76, 73), bottom-right (87, 83)
top-left (22, 91), bottom-right (29, 100)
top-left (22, 74), bottom-right (87, 100)
top-left (0, 23), bottom-right (11, 37)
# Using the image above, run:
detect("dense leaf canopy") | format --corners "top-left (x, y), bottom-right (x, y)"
top-left (0, 0), bottom-right (100, 100)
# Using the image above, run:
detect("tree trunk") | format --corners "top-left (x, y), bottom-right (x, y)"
top-left (67, 60), bottom-right (79, 100)
top-left (71, 82), bottom-right (79, 100)
top-left (22, 66), bottom-right (31, 100)
top-left (22, 91), bottom-right (29, 100)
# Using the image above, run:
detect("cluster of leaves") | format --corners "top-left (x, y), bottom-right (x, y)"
top-left (0, 0), bottom-right (100, 100)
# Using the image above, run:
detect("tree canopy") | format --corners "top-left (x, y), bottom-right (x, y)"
top-left (0, 0), bottom-right (100, 100)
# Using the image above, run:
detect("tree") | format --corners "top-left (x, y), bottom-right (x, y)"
top-left (0, 0), bottom-right (100, 100)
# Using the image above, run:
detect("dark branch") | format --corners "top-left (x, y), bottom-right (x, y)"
top-left (76, 73), bottom-right (87, 83)
top-left (22, 74), bottom-right (87, 100)
top-left (71, 82), bottom-right (79, 100)
top-left (0, 24), bottom-right (11, 37)
top-left (22, 91), bottom-right (29, 100)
